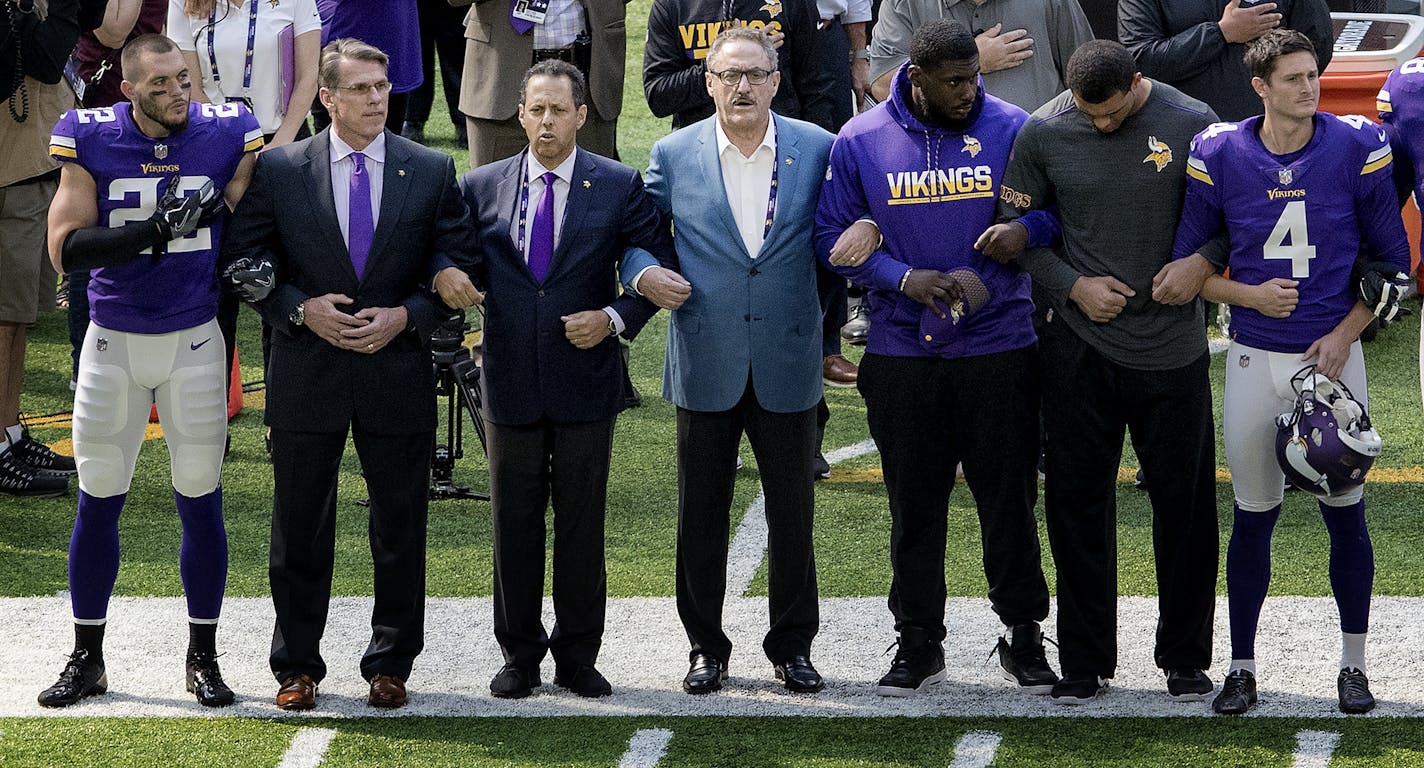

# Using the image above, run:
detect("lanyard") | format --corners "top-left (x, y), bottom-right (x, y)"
top-left (208, 0), bottom-right (259, 94)
top-left (516, 157), bottom-right (555, 255)
top-left (762, 146), bottom-right (779, 239)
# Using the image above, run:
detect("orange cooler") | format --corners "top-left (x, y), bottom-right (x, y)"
top-left (1321, 12), bottom-right (1424, 288)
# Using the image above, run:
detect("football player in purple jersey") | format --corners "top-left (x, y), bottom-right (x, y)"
top-left (1161, 29), bottom-right (1411, 716)
top-left (1376, 56), bottom-right (1424, 419)
top-left (38, 34), bottom-right (260, 708)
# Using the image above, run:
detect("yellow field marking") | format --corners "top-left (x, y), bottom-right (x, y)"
top-left (824, 465), bottom-right (1424, 484)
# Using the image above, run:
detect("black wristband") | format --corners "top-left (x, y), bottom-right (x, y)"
top-left (61, 220), bottom-right (167, 272)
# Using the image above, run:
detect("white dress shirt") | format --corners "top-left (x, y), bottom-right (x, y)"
top-left (512, 148), bottom-right (625, 333)
top-left (329, 128), bottom-right (385, 248)
top-left (715, 117), bottom-right (777, 259)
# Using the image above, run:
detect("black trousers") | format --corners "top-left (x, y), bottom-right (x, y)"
top-left (858, 349), bottom-right (1050, 645)
top-left (488, 416), bottom-right (615, 672)
top-left (675, 382), bottom-right (819, 664)
top-left (1039, 317), bottom-right (1218, 679)
top-left (268, 426), bottom-right (432, 684)
top-left (406, 0), bottom-right (466, 128)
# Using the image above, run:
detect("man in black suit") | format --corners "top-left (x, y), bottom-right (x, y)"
top-left (221, 38), bottom-right (478, 711)
top-left (456, 60), bottom-right (684, 700)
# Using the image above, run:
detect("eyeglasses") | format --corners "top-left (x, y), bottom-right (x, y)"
top-left (334, 81), bottom-right (393, 95)
top-left (708, 68), bottom-right (772, 87)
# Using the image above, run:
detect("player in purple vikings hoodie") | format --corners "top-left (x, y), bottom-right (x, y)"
top-left (813, 19), bottom-right (1056, 698)
top-left (39, 35), bottom-right (259, 709)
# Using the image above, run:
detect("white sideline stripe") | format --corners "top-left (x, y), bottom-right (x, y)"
top-left (4, 595), bottom-right (1424, 719)
top-left (728, 439), bottom-right (878, 596)
top-left (617, 728), bottom-right (673, 768)
top-left (1291, 730), bottom-right (1340, 768)
top-left (277, 727), bottom-right (337, 768)
top-left (948, 730), bottom-right (1002, 768)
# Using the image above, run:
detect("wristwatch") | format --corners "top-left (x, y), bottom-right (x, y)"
top-left (289, 301), bottom-right (305, 326)
top-left (851, 48), bottom-right (870, 61)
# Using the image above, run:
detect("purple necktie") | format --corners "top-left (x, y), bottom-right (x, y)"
top-left (528, 171), bottom-right (556, 282)
top-left (509, 3), bottom-right (534, 35)
top-left (348, 151), bottom-right (373, 279)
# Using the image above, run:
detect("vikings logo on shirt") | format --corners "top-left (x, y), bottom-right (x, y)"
top-left (1143, 136), bottom-right (1173, 172)
top-left (962, 136), bottom-right (982, 158)
top-left (759, 0), bottom-right (782, 15)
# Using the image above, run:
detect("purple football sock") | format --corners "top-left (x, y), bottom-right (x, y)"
top-left (1321, 499), bottom-right (1373, 634)
top-left (69, 491), bottom-right (125, 621)
top-left (175, 488), bottom-right (227, 621)
top-left (1226, 504), bottom-right (1279, 661)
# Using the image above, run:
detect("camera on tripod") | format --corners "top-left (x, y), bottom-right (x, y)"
top-left (430, 309), bottom-right (489, 501)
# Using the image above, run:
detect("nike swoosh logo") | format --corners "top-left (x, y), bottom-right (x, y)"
top-left (254, 277), bottom-right (272, 287)
top-left (191, 338), bottom-right (212, 351)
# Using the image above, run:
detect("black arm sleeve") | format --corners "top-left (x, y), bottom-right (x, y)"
top-left (61, 219), bottom-right (167, 272)
top-left (642, 0), bottom-right (712, 120)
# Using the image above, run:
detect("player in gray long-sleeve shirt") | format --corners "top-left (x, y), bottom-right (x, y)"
top-left (992, 40), bottom-right (1222, 705)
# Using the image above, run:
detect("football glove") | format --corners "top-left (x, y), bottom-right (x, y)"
top-left (223, 256), bottom-right (276, 303)
top-left (150, 174), bottom-right (222, 241)
top-left (1355, 261), bottom-right (1412, 327)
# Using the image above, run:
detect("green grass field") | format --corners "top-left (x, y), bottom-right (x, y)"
top-left (5, 6), bottom-right (1424, 765)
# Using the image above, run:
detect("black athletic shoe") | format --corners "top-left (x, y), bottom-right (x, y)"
top-left (1050, 675), bottom-right (1108, 705)
top-left (993, 623), bottom-right (1057, 694)
top-left (1212, 669), bottom-right (1257, 715)
top-left (1166, 668), bottom-right (1214, 701)
top-left (0, 449), bottom-right (67, 498)
top-left (37, 650), bottom-right (107, 707)
top-left (875, 641), bottom-right (946, 697)
top-left (1338, 667), bottom-right (1376, 714)
top-left (9, 429), bottom-right (77, 476)
top-left (186, 652), bottom-right (235, 707)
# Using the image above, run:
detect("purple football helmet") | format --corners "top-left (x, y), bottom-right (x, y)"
top-left (1275, 367), bottom-right (1381, 497)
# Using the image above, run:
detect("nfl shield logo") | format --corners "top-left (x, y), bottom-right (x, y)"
top-left (1239, 354), bottom-right (1250, 368)
top-left (96, 338), bottom-right (108, 352)
top-left (154, 143), bottom-right (168, 160)
top-left (1277, 168), bottom-right (1292, 186)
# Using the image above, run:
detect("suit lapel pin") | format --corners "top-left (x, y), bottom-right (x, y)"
top-left (784, 158), bottom-right (792, 165)
top-left (398, 169), bottom-right (406, 177)
top-left (583, 180), bottom-right (591, 188)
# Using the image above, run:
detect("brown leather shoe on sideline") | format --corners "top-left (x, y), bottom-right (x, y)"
top-left (823, 354), bottom-right (859, 388)
top-left (368, 674), bottom-right (408, 709)
top-left (276, 674), bottom-right (317, 711)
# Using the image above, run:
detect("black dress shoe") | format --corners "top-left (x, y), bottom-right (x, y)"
top-left (37, 650), bottom-right (107, 707)
top-left (683, 653), bottom-right (727, 694)
top-left (774, 655), bottom-right (824, 693)
top-left (186, 651), bottom-right (235, 707)
top-left (554, 665), bottom-right (612, 698)
top-left (490, 663), bottom-right (541, 699)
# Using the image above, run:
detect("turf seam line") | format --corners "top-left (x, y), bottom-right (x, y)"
top-left (617, 728), bottom-right (674, 768)
top-left (276, 727), bottom-right (337, 768)
top-left (947, 730), bottom-right (1002, 768)
top-left (1290, 729), bottom-right (1340, 768)
top-left (728, 439), bottom-right (878, 597)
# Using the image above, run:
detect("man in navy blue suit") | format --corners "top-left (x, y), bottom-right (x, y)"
top-left (457, 60), bottom-right (682, 699)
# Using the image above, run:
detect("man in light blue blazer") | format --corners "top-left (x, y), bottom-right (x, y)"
top-left (636, 26), bottom-right (834, 696)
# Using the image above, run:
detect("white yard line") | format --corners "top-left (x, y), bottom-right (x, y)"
top-left (276, 727), bottom-right (337, 768)
top-left (727, 439), bottom-right (878, 596)
top-left (1290, 730), bottom-right (1340, 768)
top-left (948, 730), bottom-right (1002, 768)
top-left (2, 595), bottom-right (1420, 719)
top-left (616, 728), bottom-right (674, 768)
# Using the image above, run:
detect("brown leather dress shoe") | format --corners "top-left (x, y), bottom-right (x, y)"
top-left (368, 674), bottom-right (408, 709)
top-left (276, 674), bottom-right (317, 711)
top-left (822, 354), bottom-right (859, 388)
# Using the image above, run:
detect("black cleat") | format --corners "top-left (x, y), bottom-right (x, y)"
top-left (1166, 668), bottom-right (1214, 702)
top-left (875, 641), bottom-right (946, 697)
top-left (1338, 667), bottom-right (1376, 714)
top-left (490, 663), bottom-right (540, 699)
top-left (38, 650), bottom-right (107, 707)
top-left (186, 652), bottom-right (235, 707)
top-left (9, 429), bottom-right (76, 476)
top-left (1050, 675), bottom-right (1108, 705)
top-left (993, 623), bottom-right (1058, 694)
top-left (1212, 669), bottom-right (1257, 715)
top-left (0, 449), bottom-right (68, 497)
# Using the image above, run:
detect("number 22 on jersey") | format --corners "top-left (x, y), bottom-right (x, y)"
top-left (1263, 199), bottom-right (1315, 278)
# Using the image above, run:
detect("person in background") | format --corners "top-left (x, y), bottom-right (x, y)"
top-left (402, 0), bottom-right (467, 146)
top-left (312, 0), bottom-right (422, 132)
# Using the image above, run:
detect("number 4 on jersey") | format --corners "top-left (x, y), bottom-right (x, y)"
top-left (1263, 199), bottom-right (1315, 278)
